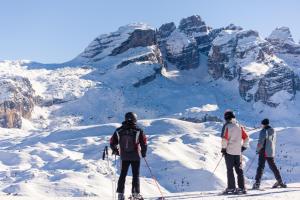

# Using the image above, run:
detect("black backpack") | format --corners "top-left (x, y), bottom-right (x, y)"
top-left (119, 129), bottom-right (139, 153)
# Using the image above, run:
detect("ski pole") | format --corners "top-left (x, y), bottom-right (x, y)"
top-left (210, 154), bottom-right (224, 177)
top-left (104, 146), bottom-right (116, 200)
top-left (114, 154), bottom-right (117, 199)
top-left (143, 158), bottom-right (165, 200)
top-left (246, 154), bottom-right (257, 173)
top-left (102, 147), bottom-right (106, 160)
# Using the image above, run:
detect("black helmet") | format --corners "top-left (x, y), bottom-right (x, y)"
top-left (224, 110), bottom-right (235, 121)
top-left (261, 118), bottom-right (269, 125)
top-left (125, 112), bottom-right (137, 123)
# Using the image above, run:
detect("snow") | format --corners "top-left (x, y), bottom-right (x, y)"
top-left (211, 30), bottom-right (237, 47)
top-left (0, 119), bottom-right (300, 199)
top-left (186, 104), bottom-right (219, 113)
top-left (269, 90), bottom-right (293, 104)
top-left (242, 62), bottom-right (270, 78)
top-left (166, 30), bottom-right (193, 55)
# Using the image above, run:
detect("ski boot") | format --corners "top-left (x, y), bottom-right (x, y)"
top-left (272, 181), bottom-right (287, 188)
top-left (222, 188), bottom-right (236, 195)
top-left (118, 193), bottom-right (125, 200)
top-left (252, 182), bottom-right (260, 190)
top-left (129, 193), bottom-right (144, 200)
top-left (235, 188), bottom-right (247, 194)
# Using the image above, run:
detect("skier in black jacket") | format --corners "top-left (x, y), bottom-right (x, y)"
top-left (110, 112), bottom-right (147, 200)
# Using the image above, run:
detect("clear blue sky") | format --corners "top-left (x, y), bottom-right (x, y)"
top-left (1, 0), bottom-right (299, 63)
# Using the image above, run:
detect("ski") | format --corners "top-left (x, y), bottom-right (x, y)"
top-left (249, 188), bottom-right (266, 191)
top-left (128, 195), bottom-right (144, 200)
top-left (218, 191), bottom-right (236, 196)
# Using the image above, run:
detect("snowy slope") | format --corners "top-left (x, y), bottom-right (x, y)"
top-left (0, 118), bottom-right (300, 199)
top-left (1, 49), bottom-right (300, 199)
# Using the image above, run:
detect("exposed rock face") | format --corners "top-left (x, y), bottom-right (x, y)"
top-left (161, 29), bottom-right (199, 70)
top-left (131, 45), bottom-right (165, 87)
top-left (0, 77), bottom-right (35, 128)
top-left (69, 23), bottom-right (165, 88)
top-left (266, 27), bottom-right (300, 92)
top-left (68, 16), bottom-right (300, 107)
top-left (157, 22), bottom-right (176, 40)
top-left (157, 15), bottom-right (212, 70)
top-left (208, 28), bottom-right (270, 80)
top-left (179, 15), bottom-right (212, 55)
top-left (110, 29), bottom-right (156, 56)
top-left (208, 26), bottom-right (298, 106)
top-left (266, 27), bottom-right (300, 54)
top-left (255, 63), bottom-right (296, 106)
top-left (71, 23), bottom-right (156, 65)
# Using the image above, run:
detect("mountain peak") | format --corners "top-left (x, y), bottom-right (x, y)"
top-left (224, 23), bottom-right (243, 31)
top-left (267, 26), bottom-right (294, 43)
top-left (118, 22), bottom-right (153, 32)
top-left (178, 15), bottom-right (209, 37)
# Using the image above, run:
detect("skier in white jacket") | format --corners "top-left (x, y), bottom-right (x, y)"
top-left (221, 110), bottom-right (249, 194)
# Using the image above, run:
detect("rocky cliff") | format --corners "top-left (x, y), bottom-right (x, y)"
top-left (70, 16), bottom-right (300, 107)
top-left (23, 15), bottom-right (300, 109)
top-left (0, 76), bottom-right (35, 128)
top-left (208, 25), bottom-right (298, 106)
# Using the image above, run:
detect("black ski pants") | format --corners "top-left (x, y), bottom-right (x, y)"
top-left (225, 153), bottom-right (245, 189)
top-left (255, 152), bottom-right (282, 183)
top-left (117, 160), bottom-right (140, 194)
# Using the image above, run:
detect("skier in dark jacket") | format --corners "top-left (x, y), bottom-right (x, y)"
top-left (221, 110), bottom-right (249, 194)
top-left (110, 112), bottom-right (147, 200)
top-left (252, 119), bottom-right (286, 189)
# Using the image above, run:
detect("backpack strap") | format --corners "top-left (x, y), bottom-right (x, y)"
top-left (135, 130), bottom-right (142, 158)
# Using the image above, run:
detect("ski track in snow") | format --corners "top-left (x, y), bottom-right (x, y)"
top-left (0, 61), bottom-right (300, 199)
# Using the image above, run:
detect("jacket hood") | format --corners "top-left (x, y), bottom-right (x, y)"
top-left (227, 118), bottom-right (237, 124)
top-left (122, 121), bottom-right (137, 129)
top-left (264, 125), bottom-right (271, 129)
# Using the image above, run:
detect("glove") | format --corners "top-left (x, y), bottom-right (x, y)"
top-left (112, 148), bottom-right (119, 156)
top-left (241, 146), bottom-right (247, 152)
top-left (256, 150), bottom-right (260, 155)
top-left (141, 151), bottom-right (146, 158)
top-left (221, 148), bottom-right (226, 155)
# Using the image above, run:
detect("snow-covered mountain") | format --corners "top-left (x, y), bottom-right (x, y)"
top-left (7, 14), bottom-right (299, 129)
top-left (0, 15), bottom-right (300, 199)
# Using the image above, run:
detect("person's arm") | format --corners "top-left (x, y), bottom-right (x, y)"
top-left (256, 130), bottom-right (266, 154)
top-left (241, 126), bottom-right (249, 148)
top-left (139, 130), bottom-right (147, 158)
top-left (221, 126), bottom-right (229, 154)
top-left (110, 131), bottom-right (119, 155)
top-left (220, 123), bottom-right (227, 138)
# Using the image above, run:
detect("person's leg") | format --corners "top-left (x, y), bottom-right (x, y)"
top-left (131, 160), bottom-right (141, 194)
top-left (225, 154), bottom-right (236, 189)
top-left (117, 160), bottom-right (130, 194)
top-left (266, 157), bottom-right (282, 182)
top-left (255, 153), bottom-right (266, 184)
top-left (234, 155), bottom-right (245, 189)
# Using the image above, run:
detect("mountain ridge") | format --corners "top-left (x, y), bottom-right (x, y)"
top-left (1, 14), bottom-right (300, 128)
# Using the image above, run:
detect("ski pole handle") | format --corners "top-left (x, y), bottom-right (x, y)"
top-left (102, 150), bottom-right (106, 160)
top-left (105, 146), bottom-right (108, 156)
top-left (102, 146), bottom-right (108, 160)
